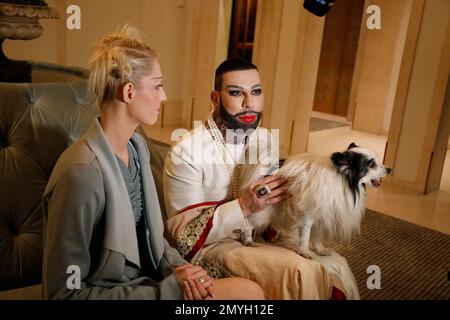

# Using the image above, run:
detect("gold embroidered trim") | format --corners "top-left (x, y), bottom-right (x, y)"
top-left (175, 206), bottom-right (215, 257)
top-left (195, 254), bottom-right (232, 279)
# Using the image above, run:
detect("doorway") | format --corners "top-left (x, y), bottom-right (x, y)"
top-left (313, 0), bottom-right (365, 118)
top-left (228, 0), bottom-right (258, 61)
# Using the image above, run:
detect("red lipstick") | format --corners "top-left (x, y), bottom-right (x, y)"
top-left (238, 114), bottom-right (257, 123)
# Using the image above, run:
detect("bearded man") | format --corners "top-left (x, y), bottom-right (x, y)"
top-left (163, 58), bottom-right (359, 300)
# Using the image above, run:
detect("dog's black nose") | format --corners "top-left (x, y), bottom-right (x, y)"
top-left (387, 168), bottom-right (392, 174)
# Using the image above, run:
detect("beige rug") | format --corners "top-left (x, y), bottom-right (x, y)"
top-left (325, 209), bottom-right (450, 300)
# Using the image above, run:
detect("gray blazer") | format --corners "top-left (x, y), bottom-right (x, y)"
top-left (42, 119), bottom-right (186, 299)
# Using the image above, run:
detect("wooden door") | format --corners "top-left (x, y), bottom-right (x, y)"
top-left (228, 0), bottom-right (258, 61)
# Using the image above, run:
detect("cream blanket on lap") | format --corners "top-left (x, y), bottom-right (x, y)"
top-left (165, 202), bottom-right (360, 300)
top-left (196, 239), bottom-right (360, 300)
top-left (164, 124), bottom-right (360, 300)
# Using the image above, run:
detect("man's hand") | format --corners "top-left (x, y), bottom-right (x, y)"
top-left (238, 175), bottom-right (291, 217)
top-left (174, 264), bottom-right (214, 300)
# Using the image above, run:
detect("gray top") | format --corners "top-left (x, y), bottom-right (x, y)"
top-left (116, 142), bottom-right (144, 224)
top-left (116, 141), bottom-right (159, 278)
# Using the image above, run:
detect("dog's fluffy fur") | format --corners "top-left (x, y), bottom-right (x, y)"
top-left (240, 143), bottom-right (391, 258)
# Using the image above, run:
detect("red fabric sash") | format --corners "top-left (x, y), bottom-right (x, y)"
top-left (331, 286), bottom-right (347, 300)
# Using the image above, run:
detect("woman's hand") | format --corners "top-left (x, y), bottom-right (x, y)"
top-left (238, 175), bottom-right (291, 217)
top-left (174, 264), bottom-right (214, 300)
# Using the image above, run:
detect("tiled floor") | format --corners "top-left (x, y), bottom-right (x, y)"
top-left (145, 120), bottom-right (450, 236)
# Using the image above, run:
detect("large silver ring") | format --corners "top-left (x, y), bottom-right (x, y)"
top-left (255, 184), bottom-right (271, 198)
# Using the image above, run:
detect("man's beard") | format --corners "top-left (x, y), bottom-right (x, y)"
top-left (219, 102), bottom-right (262, 131)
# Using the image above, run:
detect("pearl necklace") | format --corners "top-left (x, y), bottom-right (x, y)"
top-left (208, 115), bottom-right (257, 243)
top-left (207, 115), bottom-right (240, 199)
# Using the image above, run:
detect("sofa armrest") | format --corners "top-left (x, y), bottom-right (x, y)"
top-left (0, 284), bottom-right (42, 300)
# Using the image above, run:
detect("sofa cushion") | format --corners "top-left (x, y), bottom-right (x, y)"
top-left (0, 80), bottom-right (170, 292)
top-left (0, 81), bottom-right (98, 291)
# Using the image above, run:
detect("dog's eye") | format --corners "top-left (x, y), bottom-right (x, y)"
top-left (368, 159), bottom-right (376, 168)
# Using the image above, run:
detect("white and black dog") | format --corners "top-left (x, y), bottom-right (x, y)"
top-left (241, 143), bottom-right (391, 259)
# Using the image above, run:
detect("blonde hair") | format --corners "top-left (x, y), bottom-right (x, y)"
top-left (88, 25), bottom-right (157, 107)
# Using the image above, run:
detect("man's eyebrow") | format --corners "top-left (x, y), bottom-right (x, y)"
top-left (152, 76), bottom-right (164, 80)
top-left (226, 85), bottom-right (244, 90)
top-left (225, 84), bottom-right (261, 90)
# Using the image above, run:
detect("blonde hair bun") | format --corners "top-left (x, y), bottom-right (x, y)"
top-left (88, 25), bottom-right (157, 107)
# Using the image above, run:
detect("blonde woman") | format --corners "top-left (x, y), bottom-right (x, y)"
top-left (41, 26), bottom-right (264, 300)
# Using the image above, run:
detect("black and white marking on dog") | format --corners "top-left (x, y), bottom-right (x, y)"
top-left (241, 143), bottom-right (391, 259)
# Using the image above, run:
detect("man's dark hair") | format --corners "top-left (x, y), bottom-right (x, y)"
top-left (214, 58), bottom-right (258, 91)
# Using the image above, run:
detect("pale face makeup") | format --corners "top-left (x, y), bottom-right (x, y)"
top-left (215, 69), bottom-right (264, 130)
top-left (128, 61), bottom-right (167, 126)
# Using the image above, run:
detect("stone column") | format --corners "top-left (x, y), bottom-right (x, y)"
top-left (182, 0), bottom-right (221, 128)
top-left (384, 0), bottom-right (450, 194)
top-left (253, 0), bottom-right (325, 157)
top-left (350, 0), bottom-right (409, 135)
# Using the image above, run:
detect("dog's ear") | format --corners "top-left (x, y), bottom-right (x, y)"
top-left (347, 142), bottom-right (358, 150)
top-left (331, 152), bottom-right (349, 171)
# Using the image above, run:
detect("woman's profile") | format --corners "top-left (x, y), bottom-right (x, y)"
top-left (42, 26), bottom-right (264, 300)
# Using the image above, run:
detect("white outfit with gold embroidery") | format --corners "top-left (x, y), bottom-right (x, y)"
top-left (164, 123), bottom-right (360, 300)
top-left (165, 124), bottom-right (276, 245)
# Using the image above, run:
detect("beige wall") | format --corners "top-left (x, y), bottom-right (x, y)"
top-left (181, 0), bottom-right (221, 128)
top-left (4, 0), bottom-right (322, 153)
top-left (5, 0), bottom-right (449, 167)
top-left (4, 0), bottom-right (191, 127)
